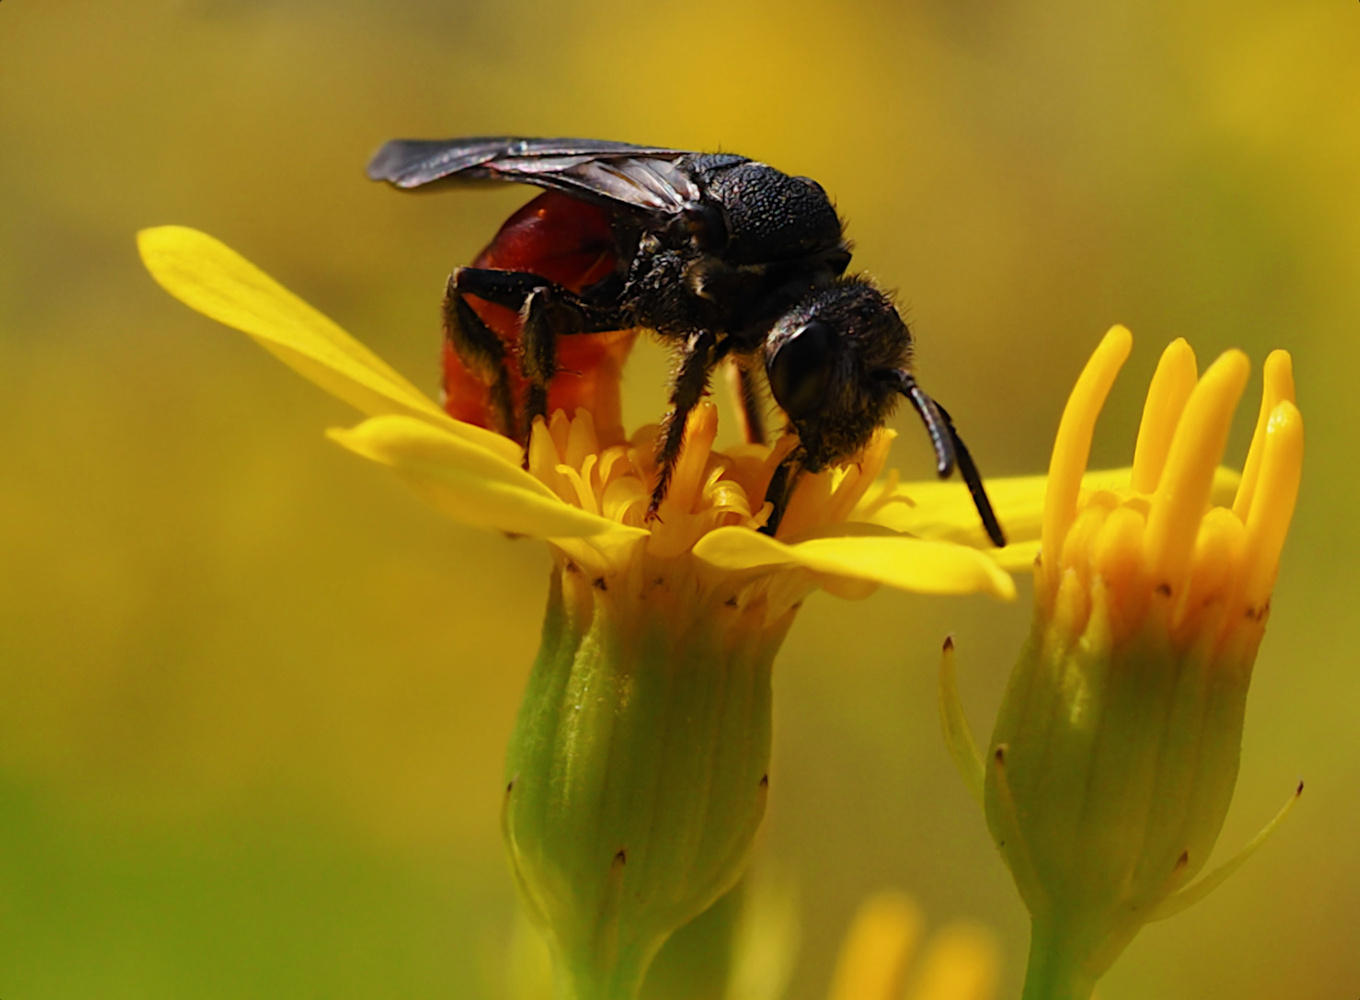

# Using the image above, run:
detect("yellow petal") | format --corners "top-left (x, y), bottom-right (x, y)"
top-left (1041, 326), bottom-right (1133, 592)
top-left (1240, 400), bottom-right (1304, 608)
top-left (1233, 349), bottom-right (1296, 522)
top-left (989, 540), bottom-right (1041, 574)
top-left (1144, 349), bottom-right (1249, 591)
top-left (692, 527), bottom-right (1016, 600)
top-left (137, 225), bottom-right (522, 466)
top-left (1130, 338), bottom-right (1198, 494)
top-left (327, 415), bottom-right (644, 540)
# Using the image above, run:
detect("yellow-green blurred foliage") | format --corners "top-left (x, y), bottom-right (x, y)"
top-left (1, 1), bottom-right (1355, 997)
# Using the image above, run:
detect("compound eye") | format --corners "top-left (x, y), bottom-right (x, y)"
top-left (768, 319), bottom-right (836, 420)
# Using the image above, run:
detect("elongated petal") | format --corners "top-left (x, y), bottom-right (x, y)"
top-left (137, 225), bottom-right (522, 465)
top-left (1144, 350), bottom-right (1249, 589)
top-left (327, 416), bottom-right (643, 540)
top-left (1130, 338), bottom-right (1198, 494)
top-left (860, 466), bottom-right (1238, 564)
top-left (1042, 327), bottom-right (1133, 591)
top-left (693, 527), bottom-right (1016, 599)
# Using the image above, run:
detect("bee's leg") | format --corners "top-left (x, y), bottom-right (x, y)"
top-left (451, 267), bottom-right (621, 444)
top-left (648, 329), bottom-right (718, 521)
top-left (444, 270), bottom-right (517, 439)
top-left (758, 448), bottom-right (805, 537)
top-left (519, 285), bottom-right (623, 439)
top-left (733, 357), bottom-right (768, 446)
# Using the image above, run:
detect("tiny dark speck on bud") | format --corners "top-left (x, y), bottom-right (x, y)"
top-left (506, 778), bottom-right (516, 793)
top-left (759, 774), bottom-right (769, 789)
top-left (593, 576), bottom-right (608, 591)
top-left (1296, 780), bottom-right (1305, 796)
top-left (993, 744), bottom-right (1008, 764)
top-left (943, 635), bottom-right (954, 652)
top-left (724, 595), bottom-right (739, 608)
top-left (1156, 583), bottom-right (1172, 597)
top-left (613, 849), bottom-right (627, 867)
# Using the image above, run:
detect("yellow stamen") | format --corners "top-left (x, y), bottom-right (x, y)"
top-left (1130, 338), bottom-right (1198, 494)
top-left (1239, 400), bottom-right (1304, 608)
top-left (1042, 327), bottom-right (1132, 591)
top-left (1090, 504), bottom-right (1146, 636)
top-left (665, 405), bottom-right (719, 517)
top-left (1233, 350), bottom-right (1296, 521)
top-left (565, 407), bottom-right (600, 468)
top-left (1177, 506), bottom-right (1245, 632)
top-left (1060, 502), bottom-right (1111, 587)
top-left (557, 462), bottom-right (599, 516)
top-left (1143, 350), bottom-right (1249, 594)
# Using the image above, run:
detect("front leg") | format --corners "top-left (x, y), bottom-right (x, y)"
top-left (647, 329), bottom-right (718, 521)
top-left (733, 356), bottom-right (768, 446)
top-left (758, 446), bottom-right (806, 536)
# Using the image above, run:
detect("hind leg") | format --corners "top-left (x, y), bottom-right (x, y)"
top-left (443, 273), bottom-right (517, 438)
top-left (452, 267), bottom-right (622, 442)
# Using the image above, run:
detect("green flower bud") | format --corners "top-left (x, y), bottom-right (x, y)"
top-left (503, 553), bottom-right (789, 1000)
top-left (946, 329), bottom-right (1304, 1000)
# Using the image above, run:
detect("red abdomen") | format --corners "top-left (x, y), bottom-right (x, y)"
top-left (443, 191), bottom-right (639, 445)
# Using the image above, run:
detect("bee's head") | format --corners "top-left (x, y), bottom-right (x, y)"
top-left (763, 279), bottom-right (1006, 546)
top-left (763, 279), bottom-right (910, 472)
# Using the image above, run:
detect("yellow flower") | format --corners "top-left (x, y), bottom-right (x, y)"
top-left (137, 224), bottom-right (1028, 1000)
top-left (941, 327), bottom-right (1304, 1000)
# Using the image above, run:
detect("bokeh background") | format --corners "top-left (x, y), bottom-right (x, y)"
top-left (2, 1), bottom-right (1357, 997)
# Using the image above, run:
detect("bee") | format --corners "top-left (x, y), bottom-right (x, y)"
top-left (368, 136), bottom-right (1003, 543)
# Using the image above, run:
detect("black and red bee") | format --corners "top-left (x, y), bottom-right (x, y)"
top-left (367, 136), bottom-right (1004, 543)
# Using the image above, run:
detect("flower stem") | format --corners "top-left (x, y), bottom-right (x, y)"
top-left (1019, 923), bottom-right (1097, 1000)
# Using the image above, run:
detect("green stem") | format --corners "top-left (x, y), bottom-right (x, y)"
top-left (1019, 922), bottom-right (1096, 1000)
top-left (556, 952), bottom-right (651, 1000)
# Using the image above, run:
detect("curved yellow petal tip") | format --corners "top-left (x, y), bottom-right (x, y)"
top-left (1144, 349), bottom-right (1250, 587)
top-left (1234, 348), bottom-right (1297, 521)
top-left (1241, 399), bottom-right (1304, 606)
top-left (1130, 337), bottom-right (1198, 494)
top-left (1041, 327), bottom-right (1133, 588)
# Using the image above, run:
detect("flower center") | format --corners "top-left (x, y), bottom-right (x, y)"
top-left (526, 401), bottom-right (895, 556)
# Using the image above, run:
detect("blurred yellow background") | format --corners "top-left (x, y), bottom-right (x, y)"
top-left (1, 1), bottom-right (1356, 997)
